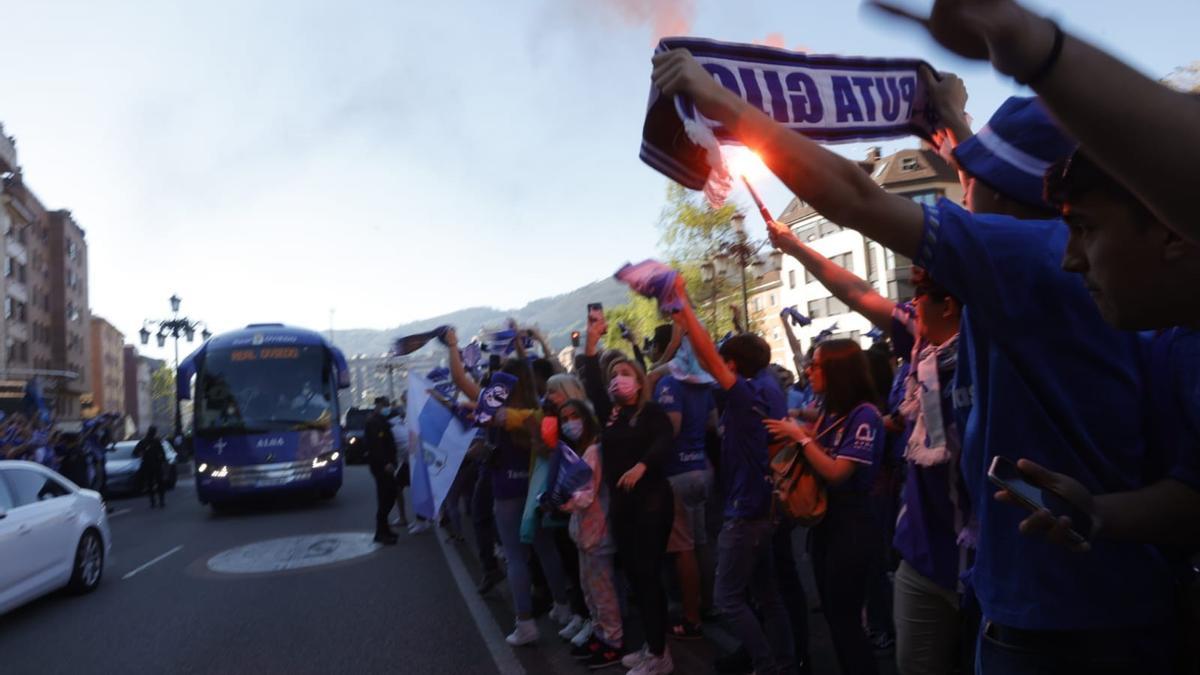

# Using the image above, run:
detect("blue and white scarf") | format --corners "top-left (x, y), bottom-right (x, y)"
top-left (642, 37), bottom-right (936, 206)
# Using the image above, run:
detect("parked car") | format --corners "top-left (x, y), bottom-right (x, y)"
top-left (0, 460), bottom-right (111, 615)
top-left (103, 440), bottom-right (179, 497)
top-left (343, 408), bottom-right (371, 464)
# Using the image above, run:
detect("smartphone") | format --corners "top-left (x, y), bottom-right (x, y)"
top-left (570, 331), bottom-right (581, 348)
top-left (987, 456), bottom-right (1092, 544)
top-left (587, 302), bottom-right (603, 324)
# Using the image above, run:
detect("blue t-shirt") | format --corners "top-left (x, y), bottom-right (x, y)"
top-left (654, 375), bottom-right (714, 476)
top-left (491, 429), bottom-right (530, 500)
top-left (1145, 328), bottom-right (1200, 491)
top-left (814, 403), bottom-right (884, 498)
top-left (916, 198), bottom-right (1171, 630)
top-left (720, 368), bottom-right (786, 519)
top-left (787, 383), bottom-right (815, 412)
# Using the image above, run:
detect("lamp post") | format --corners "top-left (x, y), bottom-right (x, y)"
top-left (706, 213), bottom-right (769, 334)
top-left (140, 294), bottom-right (210, 440)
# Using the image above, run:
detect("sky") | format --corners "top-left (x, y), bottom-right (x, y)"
top-left (1, 0), bottom-right (1195, 364)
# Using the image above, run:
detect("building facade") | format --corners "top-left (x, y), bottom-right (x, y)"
top-left (775, 146), bottom-right (964, 369)
top-left (88, 316), bottom-right (125, 415)
top-left (0, 124), bottom-right (91, 417)
top-left (123, 345), bottom-right (157, 434)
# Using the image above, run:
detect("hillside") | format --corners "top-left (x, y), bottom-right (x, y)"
top-left (332, 277), bottom-right (631, 357)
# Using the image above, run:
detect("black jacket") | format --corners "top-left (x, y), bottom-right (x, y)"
top-left (134, 436), bottom-right (165, 468)
top-left (364, 412), bottom-right (398, 470)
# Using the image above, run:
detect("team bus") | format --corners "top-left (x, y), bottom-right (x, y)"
top-left (177, 324), bottom-right (351, 509)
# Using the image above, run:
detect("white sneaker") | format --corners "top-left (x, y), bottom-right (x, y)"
top-left (621, 645), bottom-right (649, 669)
top-left (558, 614), bottom-right (585, 640)
top-left (570, 619), bottom-right (593, 647)
top-left (407, 520), bottom-right (430, 534)
top-left (628, 647), bottom-right (673, 675)
top-left (505, 619), bottom-right (539, 647)
top-left (548, 602), bottom-right (573, 626)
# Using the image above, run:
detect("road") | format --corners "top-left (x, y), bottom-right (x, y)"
top-left (0, 464), bottom-right (897, 674)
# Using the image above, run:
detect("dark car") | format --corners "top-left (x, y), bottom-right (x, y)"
top-left (342, 408), bottom-right (371, 464)
top-left (103, 440), bottom-right (178, 497)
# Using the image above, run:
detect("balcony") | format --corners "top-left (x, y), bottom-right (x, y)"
top-left (0, 128), bottom-right (16, 173)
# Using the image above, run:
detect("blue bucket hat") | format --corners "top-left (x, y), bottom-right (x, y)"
top-left (952, 96), bottom-right (1076, 210)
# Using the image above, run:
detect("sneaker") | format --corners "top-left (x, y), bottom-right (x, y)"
top-left (668, 620), bottom-right (703, 641)
top-left (504, 619), bottom-right (539, 647)
top-left (584, 642), bottom-right (623, 670)
top-left (572, 636), bottom-right (603, 660)
top-left (621, 646), bottom-right (650, 669)
top-left (408, 520), bottom-right (431, 535)
top-left (570, 619), bottom-right (593, 647)
top-left (476, 569), bottom-right (505, 595)
top-left (558, 614), bottom-right (585, 640)
top-left (548, 602), bottom-right (573, 626)
top-left (628, 648), bottom-right (672, 675)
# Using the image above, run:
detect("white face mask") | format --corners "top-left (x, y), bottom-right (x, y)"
top-left (561, 419), bottom-right (584, 441)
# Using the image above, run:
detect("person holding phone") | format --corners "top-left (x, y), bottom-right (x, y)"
top-left (581, 308), bottom-right (677, 675)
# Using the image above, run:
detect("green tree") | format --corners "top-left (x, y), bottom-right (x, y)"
top-left (151, 365), bottom-right (175, 402)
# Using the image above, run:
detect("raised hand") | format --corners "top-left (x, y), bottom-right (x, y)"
top-left (765, 218), bottom-right (796, 252)
top-left (650, 49), bottom-right (734, 120)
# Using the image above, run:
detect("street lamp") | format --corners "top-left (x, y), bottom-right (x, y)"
top-left (141, 295), bottom-right (209, 440)
top-left (705, 212), bottom-right (767, 333)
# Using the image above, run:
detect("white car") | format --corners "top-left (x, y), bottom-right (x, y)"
top-left (0, 460), bottom-right (112, 615)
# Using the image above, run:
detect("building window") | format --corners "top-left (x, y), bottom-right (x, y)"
top-left (807, 298), bottom-right (826, 319)
top-left (828, 297), bottom-right (849, 315)
top-left (805, 269), bottom-right (815, 284)
top-left (900, 156), bottom-right (919, 171)
top-left (4, 297), bottom-right (11, 319)
top-left (752, 297), bottom-right (761, 312)
top-left (4, 258), bottom-right (11, 277)
top-left (788, 270), bottom-right (796, 289)
top-left (769, 293), bottom-right (777, 307)
top-left (17, 263), bottom-right (25, 283)
top-left (67, 240), bottom-right (78, 261)
top-left (67, 269), bottom-right (76, 288)
top-left (865, 243), bottom-right (877, 282)
top-left (907, 190), bottom-right (942, 206)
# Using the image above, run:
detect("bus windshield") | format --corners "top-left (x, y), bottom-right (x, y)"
top-left (196, 345), bottom-right (333, 434)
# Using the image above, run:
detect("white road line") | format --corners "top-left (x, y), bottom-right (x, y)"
top-left (108, 508), bottom-right (132, 518)
top-left (435, 534), bottom-right (526, 675)
top-left (122, 545), bottom-right (184, 580)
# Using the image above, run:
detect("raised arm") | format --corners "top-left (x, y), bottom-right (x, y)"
top-left (651, 50), bottom-right (925, 259)
top-left (670, 277), bottom-right (737, 391)
top-left (582, 312), bottom-right (613, 421)
top-left (441, 328), bottom-right (481, 401)
top-left (767, 218), bottom-right (897, 332)
top-left (780, 311), bottom-right (806, 375)
top-left (871, 0), bottom-right (1200, 241)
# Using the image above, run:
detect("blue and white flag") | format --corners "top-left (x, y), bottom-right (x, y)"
top-left (406, 371), bottom-right (475, 519)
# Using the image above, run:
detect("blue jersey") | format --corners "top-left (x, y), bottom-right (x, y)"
top-left (814, 403), bottom-right (885, 499)
top-left (719, 369), bottom-right (786, 519)
top-left (653, 375), bottom-right (713, 476)
top-left (1145, 328), bottom-right (1200, 492)
top-left (915, 199), bottom-right (1172, 630)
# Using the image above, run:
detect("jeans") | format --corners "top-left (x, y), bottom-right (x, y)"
top-left (773, 518), bottom-right (810, 674)
top-left (976, 620), bottom-right (1172, 675)
top-left (894, 560), bottom-right (960, 675)
top-left (715, 518), bottom-right (795, 675)
top-left (494, 496), bottom-right (568, 616)
top-left (667, 468), bottom-right (712, 551)
top-left (811, 502), bottom-right (880, 675)
top-left (471, 465), bottom-right (498, 573)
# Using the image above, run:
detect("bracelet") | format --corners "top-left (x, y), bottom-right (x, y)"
top-left (1016, 20), bottom-right (1065, 86)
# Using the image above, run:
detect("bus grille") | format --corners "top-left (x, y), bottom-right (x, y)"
top-left (225, 459), bottom-right (314, 488)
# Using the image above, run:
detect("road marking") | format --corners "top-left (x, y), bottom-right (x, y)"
top-left (108, 508), bottom-right (132, 518)
top-left (122, 545), bottom-right (184, 580)
top-left (435, 534), bottom-right (526, 675)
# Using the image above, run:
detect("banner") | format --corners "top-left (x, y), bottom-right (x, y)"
top-left (641, 37), bottom-right (934, 202)
top-left (406, 371), bottom-right (475, 519)
top-left (393, 325), bottom-right (449, 356)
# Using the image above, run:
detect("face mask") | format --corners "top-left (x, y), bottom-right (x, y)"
top-left (561, 419), bottom-right (584, 441)
top-left (381, 407), bottom-right (392, 417)
top-left (607, 375), bottom-right (638, 403)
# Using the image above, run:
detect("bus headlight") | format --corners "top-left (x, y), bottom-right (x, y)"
top-left (347, 437), bottom-right (357, 445)
top-left (211, 466), bottom-right (229, 479)
top-left (312, 450), bottom-right (340, 469)
top-left (198, 463), bottom-right (209, 474)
